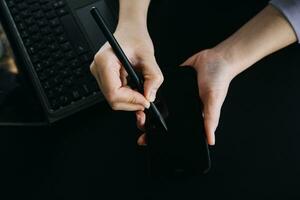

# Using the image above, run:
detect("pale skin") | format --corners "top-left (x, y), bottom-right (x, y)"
top-left (90, 1), bottom-right (297, 146)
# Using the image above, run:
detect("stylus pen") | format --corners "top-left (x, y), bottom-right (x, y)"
top-left (90, 7), bottom-right (168, 132)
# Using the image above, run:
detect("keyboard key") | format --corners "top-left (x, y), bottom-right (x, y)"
top-left (57, 8), bottom-right (68, 16)
top-left (10, 7), bottom-right (18, 15)
top-left (37, 19), bottom-right (48, 27)
top-left (76, 45), bottom-right (88, 55)
top-left (39, 0), bottom-right (49, 5)
top-left (55, 60), bottom-right (66, 70)
top-left (44, 35), bottom-right (54, 44)
top-left (17, 3), bottom-right (27, 10)
top-left (41, 4), bottom-right (52, 12)
top-left (82, 84), bottom-right (90, 95)
top-left (34, 10), bottom-right (44, 19)
top-left (54, 85), bottom-right (64, 94)
top-left (49, 43), bottom-right (59, 52)
top-left (28, 0), bottom-right (39, 4)
top-left (17, 22), bottom-right (26, 30)
top-left (59, 95), bottom-right (70, 106)
top-left (58, 34), bottom-right (67, 43)
top-left (43, 81), bottom-right (51, 90)
top-left (25, 17), bottom-right (34, 25)
top-left (61, 68), bottom-right (71, 77)
top-left (50, 18), bottom-right (60, 27)
top-left (42, 59), bottom-right (54, 68)
top-left (80, 53), bottom-right (92, 64)
top-left (39, 51), bottom-right (48, 59)
top-left (31, 34), bottom-right (41, 42)
top-left (53, 51), bottom-right (63, 60)
top-left (28, 46), bottom-right (38, 54)
top-left (46, 11), bottom-right (56, 19)
top-left (53, 1), bottom-right (65, 8)
top-left (20, 10), bottom-right (31, 19)
top-left (65, 51), bottom-right (75, 60)
top-left (61, 42), bottom-right (71, 51)
top-left (41, 27), bottom-right (52, 35)
top-left (30, 3), bottom-right (40, 12)
top-left (38, 71), bottom-right (48, 81)
top-left (74, 67), bottom-right (83, 76)
top-left (6, 1), bottom-right (15, 8)
top-left (14, 15), bottom-right (22, 22)
top-left (50, 99), bottom-right (59, 110)
top-left (36, 42), bottom-right (46, 50)
top-left (20, 30), bottom-right (29, 38)
top-left (53, 26), bottom-right (64, 35)
top-left (28, 25), bottom-right (39, 34)
top-left (64, 76), bottom-right (74, 86)
top-left (31, 55), bottom-right (39, 64)
top-left (71, 90), bottom-right (80, 100)
top-left (35, 63), bottom-right (43, 72)
top-left (70, 58), bottom-right (80, 69)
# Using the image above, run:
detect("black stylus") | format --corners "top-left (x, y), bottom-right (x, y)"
top-left (90, 7), bottom-right (168, 132)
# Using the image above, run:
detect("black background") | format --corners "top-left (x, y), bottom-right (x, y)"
top-left (1, 0), bottom-right (300, 199)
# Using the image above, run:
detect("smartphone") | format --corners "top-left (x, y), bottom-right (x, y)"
top-left (145, 67), bottom-right (211, 178)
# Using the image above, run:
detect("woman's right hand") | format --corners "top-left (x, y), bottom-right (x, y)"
top-left (90, 24), bottom-right (164, 111)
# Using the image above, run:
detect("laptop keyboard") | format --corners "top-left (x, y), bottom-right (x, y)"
top-left (5, 0), bottom-right (100, 111)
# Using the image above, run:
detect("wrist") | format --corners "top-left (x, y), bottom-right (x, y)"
top-left (116, 19), bottom-right (148, 34)
top-left (118, 12), bottom-right (148, 27)
top-left (118, 0), bottom-right (149, 31)
top-left (207, 47), bottom-right (240, 80)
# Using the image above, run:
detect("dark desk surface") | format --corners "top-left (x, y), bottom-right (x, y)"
top-left (1, 0), bottom-right (300, 199)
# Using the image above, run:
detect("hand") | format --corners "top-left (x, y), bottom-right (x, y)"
top-left (90, 24), bottom-right (164, 111)
top-left (180, 49), bottom-right (235, 145)
top-left (136, 49), bottom-right (235, 146)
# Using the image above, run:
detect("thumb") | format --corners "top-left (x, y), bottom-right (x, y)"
top-left (142, 60), bottom-right (164, 102)
top-left (180, 54), bottom-right (197, 67)
top-left (202, 94), bottom-right (223, 146)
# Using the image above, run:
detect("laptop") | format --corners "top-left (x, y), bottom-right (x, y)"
top-left (0, 0), bottom-right (118, 123)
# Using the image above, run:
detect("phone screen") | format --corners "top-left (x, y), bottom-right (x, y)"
top-left (146, 67), bottom-right (211, 178)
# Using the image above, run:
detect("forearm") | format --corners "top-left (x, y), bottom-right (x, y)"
top-left (214, 5), bottom-right (297, 77)
top-left (118, 0), bottom-right (151, 29)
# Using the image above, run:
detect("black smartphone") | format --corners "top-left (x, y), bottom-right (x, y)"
top-left (145, 67), bottom-right (211, 178)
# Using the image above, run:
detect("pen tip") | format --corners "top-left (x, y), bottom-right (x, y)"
top-left (161, 118), bottom-right (168, 132)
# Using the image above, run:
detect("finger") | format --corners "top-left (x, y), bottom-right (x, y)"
top-left (90, 61), bottom-right (100, 82)
top-left (120, 67), bottom-right (128, 87)
top-left (93, 56), bottom-right (150, 109)
top-left (141, 59), bottom-right (164, 102)
top-left (111, 102), bottom-right (145, 111)
top-left (113, 87), bottom-right (150, 109)
top-left (202, 94), bottom-right (224, 146)
top-left (137, 133), bottom-right (147, 146)
top-left (136, 111), bottom-right (146, 131)
top-left (180, 54), bottom-right (197, 67)
top-left (92, 52), bottom-right (122, 95)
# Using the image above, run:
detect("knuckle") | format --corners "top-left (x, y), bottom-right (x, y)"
top-left (158, 74), bottom-right (164, 84)
top-left (89, 63), bottom-right (96, 76)
top-left (155, 73), bottom-right (164, 86)
top-left (110, 103), bottom-right (119, 111)
top-left (128, 95), bottom-right (137, 104)
top-left (93, 52), bottom-right (103, 67)
top-left (106, 91), bottom-right (117, 103)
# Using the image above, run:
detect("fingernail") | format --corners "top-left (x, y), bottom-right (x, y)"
top-left (145, 101), bottom-right (150, 109)
top-left (149, 90), bottom-right (157, 102)
top-left (136, 114), bottom-right (142, 122)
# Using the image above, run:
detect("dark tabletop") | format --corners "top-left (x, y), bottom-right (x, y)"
top-left (1, 0), bottom-right (300, 199)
